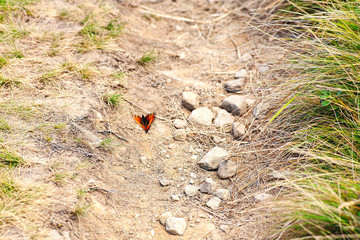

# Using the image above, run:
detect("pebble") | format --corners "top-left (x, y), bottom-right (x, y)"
top-left (91, 110), bottom-right (104, 124)
top-left (180, 177), bottom-right (185, 181)
top-left (232, 122), bottom-right (246, 139)
top-left (217, 160), bottom-right (238, 179)
top-left (254, 193), bottom-right (273, 202)
top-left (199, 178), bottom-right (217, 194)
top-left (169, 144), bottom-right (177, 149)
top-left (139, 156), bottom-right (147, 164)
top-left (214, 109), bottom-right (235, 132)
top-left (182, 91), bottom-right (200, 111)
top-left (190, 155), bottom-right (198, 160)
top-left (220, 95), bottom-right (247, 116)
top-left (234, 69), bottom-right (247, 79)
top-left (214, 189), bottom-right (230, 200)
top-left (188, 107), bottom-right (214, 127)
top-left (198, 147), bottom-right (230, 170)
top-left (258, 66), bottom-right (270, 75)
top-left (219, 225), bottom-right (229, 233)
top-left (212, 136), bottom-right (225, 143)
top-left (171, 195), bottom-right (181, 201)
top-left (240, 53), bottom-right (252, 62)
top-left (159, 212), bottom-right (173, 226)
top-left (190, 172), bottom-right (197, 179)
top-left (173, 129), bottom-right (186, 141)
top-left (189, 179), bottom-right (195, 184)
top-left (224, 79), bottom-right (245, 93)
top-left (173, 119), bottom-right (187, 129)
top-left (267, 170), bottom-right (290, 181)
top-left (184, 185), bottom-right (198, 196)
top-left (159, 177), bottom-right (173, 186)
top-left (206, 197), bottom-right (221, 209)
top-left (165, 217), bottom-right (187, 235)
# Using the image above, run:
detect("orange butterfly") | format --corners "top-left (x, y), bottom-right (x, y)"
top-left (133, 113), bottom-right (155, 133)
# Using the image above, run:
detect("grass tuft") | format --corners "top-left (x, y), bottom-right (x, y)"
top-left (137, 50), bottom-right (158, 66)
top-left (102, 92), bottom-right (123, 107)
top-left (0, 148), bottom-right (24, 167)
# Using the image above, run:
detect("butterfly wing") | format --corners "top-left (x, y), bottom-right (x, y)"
top-left (134, 115), bottom-right (146, 131)
top-left (144, 113), bottom-right (155, 133)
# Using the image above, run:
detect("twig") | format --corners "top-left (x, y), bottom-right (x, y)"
top-left (228, 35), bottom-right (241, 61)
top-left (98, 130), bottom-right (129, 142)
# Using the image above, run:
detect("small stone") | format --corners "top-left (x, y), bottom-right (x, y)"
top-left (198, 147), bottom-right (229, 170)
top-left (189, 146), bottom-right (195, 154)
top-left (63, 231), bottom-right (71, 240)
top-left (159, 177), bottom-right (173, 186)
top-left (254, 193), bottom-right (273, 202)
top-left (190, 155), bottom-right (198, 160)
top-left (240, 53), bottom-right (252, 62)
top-left (217, 160), bottom-right (238, 179)
top-left (91, 110), bottom-right (104, 123)
top-left (220, 95), bottom-right (247, 116)
top-left (165, 217), bottom-right (187, 235)
top-left (206, 197), bottom-right (221, 209)
top-left (169, 144), bottom-right (177, 149)
top-left (233, 122), bottom-right (246, 139)
top-left (214, 109), bottom-right (235, 132)
top-left (139, 156), bottom-right (147, 164)
top-left (174, 119), bottom-right (187, 129)
top-left (160, 150), bottom-right (167, 156)
top-left (199, 178), bottom-right (217, 194)
top-left (165, 154), bottom-right (170, 159)
top-left (180, 177), bottom-right (185, 181)
top-left (171, 195), bottom-right (181, 201)
top-left (189, 179), bottom-right (195, 184)
top-left (234, 69), bottom-right (247, 79)
top-left (212, 136), bottom-right (225, 143)
top-left (190, 172), bottom-right (197, 179)
top-left (219, 225), bottom-right (229, 233)
top-left (173, 129), bottom-right (186, 141)
top-left (184, 185), bottom-right (198, 196)
top-left (188, 107), bottom-right (214, 127)
top-left (182, 92), bottom-right (200, 111)
top-left (258, 66), bottom-right (270, 75)
top-left (214, 189), bottom-right (230, 200)
top-left (267, 170), bottom-right (290, 181)
top-left (159, 212), bottom-right (173, 226)
top-left (46, 229), bottom-right (63, 240)
top-left (224, 79), bottom-right (245, 93)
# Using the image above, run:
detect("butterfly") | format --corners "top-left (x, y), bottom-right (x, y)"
top-left (133, 113), bottom-right (155, 133)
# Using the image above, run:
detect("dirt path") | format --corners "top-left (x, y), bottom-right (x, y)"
top-left (0, 0), bottom-right (277, 239)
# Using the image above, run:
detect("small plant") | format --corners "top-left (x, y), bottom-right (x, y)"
top-left (98, 138), bottom-right (114, 150)
top-left (0, 149), bottom-right (24, 167)
top-left (137, 50), bottom-right (158, 66)
top-left (0, 118), bottom-right (10, 131)
top-left (142, 13), bottom-right (162, 21)
top-left (104, 20), bottom-right (124, 37)
top-left (0, 75), bottom-right (20, 87)
top-left (111, 71), bottom-right (126, 80)
top-left (102, 92), bottom-right (123, 107)
top-left (72, 203), bottom-right (90, 217)
top-left (0, 56), bottom-right (7, 68)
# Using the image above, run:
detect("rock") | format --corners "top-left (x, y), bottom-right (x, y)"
top-left (46, 229), bottom-right (63, 240)
top-left (62, 231), bottom-right (71, 240)
top-left (159, 177), bottom-right (173, 186)
top-left (182, 92), bottom-right (200, 111)
top-left (234, 69), bottom-right (247, 79)
top-left (173, 129), bottom-right (186, 141)
top-left (169, 144), bottom-right (176, 149)
top-left (240, 53), bottom-right (252, 62)
top-left (190, 172), bottom-right (197, 179)
top-left (166, 217), bottom-right (187, 235)
top-left (173, 119), bottom-right (187, 129)
top-left (139, 156), bottom-right (147, 164)
top-left (171, 195), bottom-right (181, 201)
top-left (224, 79), bottom-right (246, 93)
top-left (214, 109), bottom-right (234, 132)
top-left (198, 147), bottom-right (229, 170)
top-left (184, 185), bottom-right (198, 196)
top-left (212, 136), bottom-right (225, 143)
top-left (217, 160), bottom-right (238, 179)
top-left (233, 122), bottom-right (246, 139)
top-left (220, 95), bottom-right (247, 116)
top-left (254, 193), bottom-right (273, 202)
top-left (267, 170), bottom-right (290, 181)
top-left (159, 212), bottom-right (173, 226)
top-left (189, 179), bottom-right (195, 184)
top-left (258, 66), bottom-right (270, 75)
top-left (199, 178), bottom-right (217, 194)
top-left (219, 225), bottom-right (229, 233)
top-left (206, 197), bottom-right (221, 209)
top-left (90, 110), bottom-right (104, 124)
top-left (188, 107), bottom-right (214, 127)
top-left (214, 189), bottom-right (230, 200)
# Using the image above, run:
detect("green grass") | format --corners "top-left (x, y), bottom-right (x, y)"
top-left (0, 56), bottom-right (7, 68)
top-left (0, 149), bottom-right (24, 167)
top-left (0, 75), bottom-right (20, 87)
top-left (102, 92), bottom-right (123, 107)
top-left (137, 50), bottom-right (158, 66)
top-left (273, 0), bottom-right (360, 239)
top-left (0, 118), bottom-right (10, 131)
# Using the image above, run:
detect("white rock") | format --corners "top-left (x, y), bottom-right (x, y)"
top-left (62, 231), bottom-right (71, 240)
top-left (199, 178), bottom-right (217, 194)
top-left (198, 147), bottom-right (229, 170)
top-left (189, 179), bottom-right (195, 184)
top-left (173, 129), bottom-right (186, 141)
top-left (182, 92), bottom-right (200, 111)
top-left (214, 189), bottom-right (230, 200)
top-left (267, 170), bottom-right (290, 181)
top-left (159, 177), bottom-right (173, 186)
top-left (254, 193), bottom-right (273, 202)
top-left (139, 156), bottom-right (147, 164)
top-left (233, 122), bottom-right (246, 139)
top-left (240, 53), bottom-right (252, 62)
top-left (173, 119), bottom-right (187, 129)
top-left (221, 95), bottom-right (247, 116)
top-left (214, 109), bottom-right (235, 132)
top-left (206, 197), bottom-right (221, 209)
top-left (166, 217), bottom-right (187, 235)
top-left (188, 107), bottom-right (214, 127)
top-left (190, 172), bottom-right (197, 179)
top-left (159, 212), bottom-right (173, 226)
top-left (46, 229), bottom-right (63, 240)
top-left (212, 136), bottom-right (225, 143)
top-left (217, 160), bottom-right (238, 179)
top-left (184, 185), bottom-right (198, 196)
top-left (169, 144), bottom-right (177, 149)
top-left (91, 110), bottom-right (104, 123)
top-left (219, 225), bottom-right (229, 233)
top-left (224, 79), bottom-right (245, 93)
top-left (171, 195), bottom-right (181, 201)
top-left (234, 69), bottom-right (247, 79)
top-left (258, 66), bottom-right (270, 74)
top-left (190, 155), bottom-right (198, 160)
